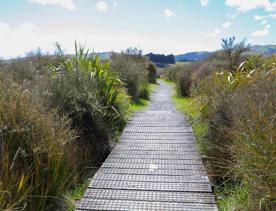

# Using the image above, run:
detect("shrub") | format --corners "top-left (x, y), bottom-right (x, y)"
top-left (195, 55), bottom-right (276, 209)
top-left (0, 80), bottom-right (76, 210)
top-left (164, 63), bottom-right (193, 97)
top-left (176, 68), bottom-right (192, 97)
top-left (146, 63), bottom-right (157, 83)
top-left (49, 43), bottom-right (129, 171)
top-left (110, 50), bottom-right (149, 101)
top-left (221, 37), bottom-right (251, 72)
top-left (163, 64), bottom-right (180, 81)
top-left (3, 54), bottom-right (52, 84)
top-left (231, 64), bottom-right (276, 210)
top-left (0, 43), bottom-right (131, 210)
top-left (195, 72), bottom-right (235, 181)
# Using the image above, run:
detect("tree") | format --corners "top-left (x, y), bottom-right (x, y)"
top-left (221, 37), bottom-right (251, 72)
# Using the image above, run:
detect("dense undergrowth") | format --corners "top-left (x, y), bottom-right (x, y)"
top-left (165, 37), bottom-right (276, 210)
top-left (0, 44), bottom-right (157, 210)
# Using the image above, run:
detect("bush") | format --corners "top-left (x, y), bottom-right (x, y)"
top-left (176, 68), bottom-right (192, 97)
top-left (0, 80), bottom-right (76, 210)
top-left (231, 64), bottom-right (276, 210)
top-left (110, 50), bottom-right (149, 101)
top-left (49, 44), bottom-right (129, 171)
top-left (195, 55), bottom-right (276, 209)
top-left (146, 63), bottom-right (157, 83)
top-left (3, 54), bottom-right (52, 84)
top-left (164, 63), bottom-right (193, 97)
top-left (195, 72), bottom-right (235, 180)
top-left (49, 71), bottom-right (111, 168)
top-left (0, 43), bottom-right (131, 210)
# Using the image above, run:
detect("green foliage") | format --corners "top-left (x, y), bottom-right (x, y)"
top-left (110, 50), bottom-right (149, 101)
top-left (230, 64), bottom-right (276, 210)
top-left (146, 63), bottom-right (157, 83)
top-left (216, 183), bottom-right (252, 211)
top-left (164, 63), bottom-right (193, 97)
top-left (0, 42), bottom-right (132, 210)
top-left (171, 93), bottom-right (208, 153)
top-left (49, 71), bottom-right (112, 168)
top-left (195, 55), bottom-right (276, 209)
top-left (171, 46), bottom-right (276, 209)
top-left (49, 42), bottom-right (129, 169)
top-left (0, 80), bottom-right (76, 210)
top-left (221, 37), bottom-right (251, 72)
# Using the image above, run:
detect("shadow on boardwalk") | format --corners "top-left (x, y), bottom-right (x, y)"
top-left (76, 80), bottom-right (218, 211)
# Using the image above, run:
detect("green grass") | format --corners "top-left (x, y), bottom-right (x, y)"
top-left (148, 82), bottom-right (158, 92)
top-left (216, 184), bottom-right (251, 211)
top-left (175, 61), bottom-right (191, 65)
top-left (129, 98), bottom-right (150, 113)
top-left (128, 82), bottom-right (158, 115)
top-left (65, 180), bottom-right (91, 211)
top-left (168, 61), bottom-right (191, 67)
top-left (172, 95), bottom-right (207, 153)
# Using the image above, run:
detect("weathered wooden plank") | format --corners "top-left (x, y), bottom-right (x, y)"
top-left (82, 189), bottom-right (216, 204)
top-left (119, 139), bottom-right (195, 144)
top-left (104, 158), bottom-right (203, 165)
top-left (89, 180), bottom-right (212, 192)
top-left (113, 143), bottom-right (198, 151)
top-left (95, 168), bottom-right (208, 176)
top-left (108, 153), bottom-right (202, 160)
top-left (120, 133), bottom-right (195, 140)
top-left (101, 162), bottom-right (205, 170)
top-left (92, 173), bottom-right (210, 183)
top-left (76, 199), bottom-right (218, 211)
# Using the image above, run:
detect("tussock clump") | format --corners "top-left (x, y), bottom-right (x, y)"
top-left (0, 80), bottom-right (76, 210)
top-left (0, 42), bottom-right (131, 210)
top-left (195, 56), bottom-right (276, 209)
top-left (146, 63), bottom-right (157, 84)
top-left (110, 49), bottom-right (149, 101)
top-left (164, 63), bottom-right (193, 97)
top-left (49, 43), bottom-right (129, 172)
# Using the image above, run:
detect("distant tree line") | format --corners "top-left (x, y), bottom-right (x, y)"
top-left (146, 53), bottom-right (175, 65)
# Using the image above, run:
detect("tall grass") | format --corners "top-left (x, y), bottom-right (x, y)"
top-left (164, 63), bottom-right (193, 97)
top-left (0, 80), bottom-right (76, 210)
top-left (49, 43), bottom-right (129, 174)
top-left (193, 55), bottom-right (276, 209)
top-left (110, 50), bottom-right (151, 101)
top-left (0, 42), bottom-right (131, 210)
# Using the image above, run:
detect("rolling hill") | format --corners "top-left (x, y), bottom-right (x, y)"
top-left (174, 45), bottom-right (276, 62)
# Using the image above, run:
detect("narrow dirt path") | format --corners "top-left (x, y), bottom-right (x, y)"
top-left (76, 80), bottom-right (217, 211)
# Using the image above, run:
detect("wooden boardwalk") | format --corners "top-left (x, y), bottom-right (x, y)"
top-left (76, 81), bottom-right (217, 211)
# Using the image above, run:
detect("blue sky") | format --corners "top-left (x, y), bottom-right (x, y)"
top-left (0, 0), bottom-right (276, 57)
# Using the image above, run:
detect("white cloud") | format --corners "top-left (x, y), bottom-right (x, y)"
top-left (200, 0), bottom-right (209, 6)
top-left (251, 28), bottom-right (270, 36)
top-left (28, 0), bottom-right (76, 10)
top-left (222, 21), bottom-right (232, 29)
top-left (226, 0), bottom-right (276, 12)
top-left (97, 1), bottom-right (108, 12)
top-left (0, 22), bottom-right (42, 58)
top-left (265, 23), bottom-right (271, 28)
top-left (113, 1), bottom-right (118, 6)
top-left (254, 15), bottom-right (266, 20)
top-left (164, 9), bottom-right (175, 18)
top-left (261, 19), bottom-right (268, 24)
top-left (270, 14), bottom-right (276, 18)
top-left (206, 28), bottom-right (221, 38)
top-left (0, 22), bottom-right (221, 58)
